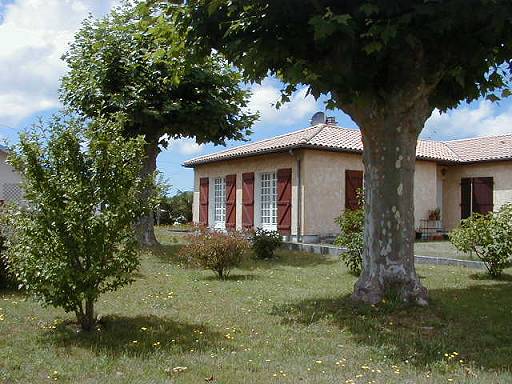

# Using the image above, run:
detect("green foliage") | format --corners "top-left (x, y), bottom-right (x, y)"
top-left (450, 204), bottom-right (512, 278)
top-left (179, 228), bottom-right (250, 279)
top-left (0, 230), bottom-right (10, 289)
top-left (251, 228), bottom-right (282, 260)
top-left (4, 114), bottom-right (148, 330)
top-left (158, 190), bottom-right (193, 225)
top-left (188, 1), bottom-right (512, 111)
top-left (61, 1), bottom-right (257, 145)
top-left (335, 206), bottom-right (364, 275)
top-left (62, 2), bottom-right (257, 244)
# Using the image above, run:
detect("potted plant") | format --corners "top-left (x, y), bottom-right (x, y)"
top-left (428, 208), bottom-right (441, 221)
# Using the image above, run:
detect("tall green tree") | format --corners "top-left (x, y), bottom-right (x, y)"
top-left (5, 115), bottom-right (147, 331)
top-left (186, 0), bottom-right (512, 304)
top-left (61, 2), bottom-right (257, 246)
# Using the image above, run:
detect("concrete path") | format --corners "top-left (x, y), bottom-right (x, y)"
top-left (282, 241), bottom-right (485, 269)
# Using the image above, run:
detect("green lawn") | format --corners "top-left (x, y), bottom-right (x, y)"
top-left (1, 227), bottom-right (511, 383)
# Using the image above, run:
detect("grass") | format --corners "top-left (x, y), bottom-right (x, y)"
top-left (0, 227), bottom-right (511, 383)
top-left (414, 240), bottom-right (474, 260)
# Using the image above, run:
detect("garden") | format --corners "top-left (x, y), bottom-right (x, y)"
top-left (1, 227), bottom-right (511, 383)
top-left (1, 1), bottom-right (512, 383)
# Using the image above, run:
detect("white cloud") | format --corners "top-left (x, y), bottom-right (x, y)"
top-left (247, 80), bottom-right (319, 127)
top-left (0, 0), bottom-right (118, 126)
top-left (422, 100), bottom-right (512, 140)
top-left (164, 137), bottom-right (205, 156)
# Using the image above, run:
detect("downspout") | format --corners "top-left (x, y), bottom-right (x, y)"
top-left (296, 156), bottom-right (302, 243)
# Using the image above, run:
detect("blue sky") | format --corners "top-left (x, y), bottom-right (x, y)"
top-left (2, 0), bottom-right (512, 195)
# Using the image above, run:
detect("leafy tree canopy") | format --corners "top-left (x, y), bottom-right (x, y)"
top-left (61, 1), bottom-right (257, 145)
top-left (61, 1), bottom-right (258, 246)
top-left (187, 0), bottom-right (512, 112)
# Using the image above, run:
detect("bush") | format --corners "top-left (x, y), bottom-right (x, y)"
top-left (335, 205), bottom-right (364, 275)
top-left (157, 190), bottom-right (193, 225)
top-left (4, 115), bottom-right (148, 330)
top-left (0, 234), bottom-right (9, 289)
top-left (179, 228), bottom-right (250, 279)
top-left (252, 228), bottom-right (282, 259)
top-left (450, 204), bottom-right (512, 278)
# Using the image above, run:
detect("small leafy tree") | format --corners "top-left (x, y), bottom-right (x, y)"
top-left (5, 115), bottom-right (148, 330)
top-left (251, 229), bottom-right (282, 260)
top-left (335, 194), bottom-right (364, 275)
top-left (0, 231), bottom-right (10, 289)
top-left (450, 204), bottom-right (512, 278)
top-left (61, 2), bottom-right (257, 246)
top-left (179, 228), bottom-right (250, 279)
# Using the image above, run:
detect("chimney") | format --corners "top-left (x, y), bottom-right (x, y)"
top-left (310, 111), bottom-right (326, 126)
top-left (325, 116), bottom-right (337, 125)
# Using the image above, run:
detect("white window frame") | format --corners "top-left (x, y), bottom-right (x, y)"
top-left (255, 171), bottom-right (277, 231)
top-left (212, 176), bottom-right (226, 230)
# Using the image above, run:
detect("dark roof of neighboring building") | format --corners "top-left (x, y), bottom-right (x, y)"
top-left (183, 124), bottom-right (512, 167)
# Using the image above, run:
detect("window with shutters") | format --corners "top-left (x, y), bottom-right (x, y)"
top-left (260, 172), bottom-right (277, 230)
top-left (461, 177), bottom-right (494, 219)
top-left (213, 177), bottom-right (226, 229)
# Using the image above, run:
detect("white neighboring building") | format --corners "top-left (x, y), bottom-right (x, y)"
top-left (0, 145), bottom-right (23, 204)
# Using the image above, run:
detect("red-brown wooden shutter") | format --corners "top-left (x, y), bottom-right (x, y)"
top-left (460, 178), bottom-right (472, 219)
top-left (199, 177), bottom-right (209, 226)
top-left (345, 170), bottom-right (363, 210)
top-left (242, 172), bottom-right (254, 229)
top-left (225, 174), bottom-right (237, 230)
top-left (277, 168), bottom-right (292, 235)
top-left (472, 177), bottom-right (493, 215)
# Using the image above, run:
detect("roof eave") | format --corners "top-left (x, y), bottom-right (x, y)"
top-left (182, 144), bottom-right (459, 168)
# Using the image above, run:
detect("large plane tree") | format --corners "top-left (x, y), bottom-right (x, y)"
top-left (61, 2), bottom-right (257, 246)
top-left (185, 0), bottom-right (512, 304)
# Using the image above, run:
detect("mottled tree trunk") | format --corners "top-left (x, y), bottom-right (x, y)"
top-left (135, 139), bottom-right (159, 247)
top-left (349, 95), bottom-right (432, 305)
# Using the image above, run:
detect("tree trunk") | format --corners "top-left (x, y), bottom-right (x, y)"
top-left (350, 100), bottom-right (431, 305)
top-left (76, 298), bottom-right (96, 331)
top-left (136, 139), bottom-right (159, 247)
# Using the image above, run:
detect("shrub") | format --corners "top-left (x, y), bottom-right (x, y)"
top-left (179, 228), bottom-right (250, 279)
top-left (450, 204), bottom-right (512, 278)
top-left (252, 228), bottom-right (282, 259)
top-left (335, 206), bottom-right (364, 275)
top-left (4, 115), bottom-right (148, 330)
top-left (0, 234), bottom-right (9, 289)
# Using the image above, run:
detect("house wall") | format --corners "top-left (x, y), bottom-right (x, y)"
top-left (300, 150), bottom-right (438, 237)
top-left (0, 151), bottom-right (22, 202)
top-left (442, 161), bottom-right (512, 230)
top-left (192, 148), bottom-right (441, 241)
top-left (192, 151), bottom-right (302, 237)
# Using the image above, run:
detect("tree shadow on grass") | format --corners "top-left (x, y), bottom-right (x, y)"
top-left (145, 244), bottom-right (183, 264)
top-left (272, 281), bottom-right (512, 371)
top-left (43, 315), bottom-right (224, 357)
top-left (469, 272), bottom-right (512, 282)
top-left (201, 274), bottom-right (261, 282)
top-left (240, 250), bottom-right (338, 271)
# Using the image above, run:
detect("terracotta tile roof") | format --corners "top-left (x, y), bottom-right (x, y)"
top-left (183, 124), bottom-right (512, 167)
top-left (443, 134), bottom-right (512, 163)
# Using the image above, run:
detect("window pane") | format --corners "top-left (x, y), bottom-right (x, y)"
top-left (214, 177), bottom-right (226, 224)
top-left (260, 172), bottom-right (277, 227)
